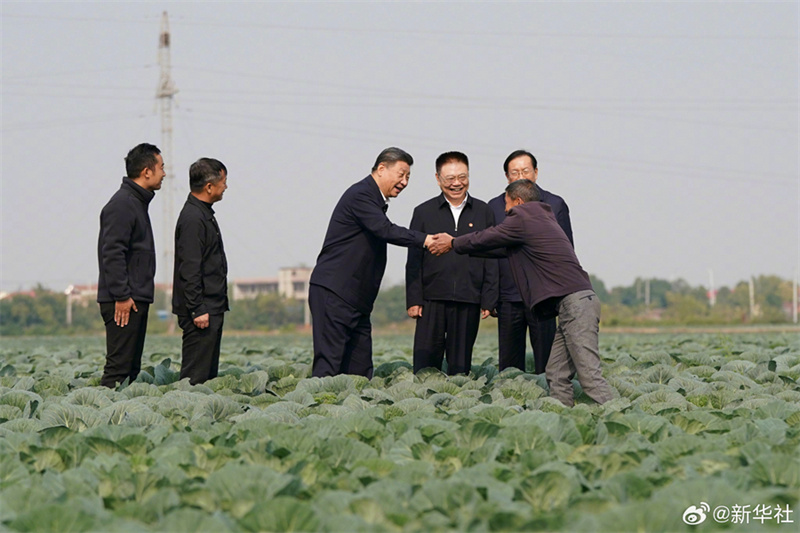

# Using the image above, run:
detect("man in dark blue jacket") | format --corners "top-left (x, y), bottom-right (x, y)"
top-left (487, 150), bottom-right (573, 374)
top-left (97, 143), bottom-right (164, 388)
top-left (310, 147), bottom-right (435, 378)
top-left (173, 158), bottom-right (229, 385)
top-left (406, 151), bottom-right (498, 375)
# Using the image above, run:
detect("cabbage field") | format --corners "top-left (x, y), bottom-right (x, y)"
top-left (1, 332), bottom-right (799, 532)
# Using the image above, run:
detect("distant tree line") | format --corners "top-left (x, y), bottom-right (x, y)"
top-left (590, 274), bottom-right (795, 326)
top-left (1, 275), bottom-right (796, 335)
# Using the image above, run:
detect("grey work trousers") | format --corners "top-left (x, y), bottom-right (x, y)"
top-left (545, 290), bottom-right (614, 407)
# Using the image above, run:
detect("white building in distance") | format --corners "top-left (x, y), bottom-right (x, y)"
top-left (232, 266), bottom-right (312, 301)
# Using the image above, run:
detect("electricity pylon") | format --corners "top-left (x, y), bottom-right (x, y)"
top-left (156, 11), bottom-right (178, 312)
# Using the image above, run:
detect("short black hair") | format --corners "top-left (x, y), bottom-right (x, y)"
top-left (435, 151), bottom-right (469, 175)
top-left (505, 179), bottom-right (539, 203)
top-left (503, 150), bottom-right (537, 174)
top-left (189, 158), bottom-right (226, 192)
top-left (372, 147), bottom-right (413, 172)
top-left (125, 143), bottom-right (161, 179)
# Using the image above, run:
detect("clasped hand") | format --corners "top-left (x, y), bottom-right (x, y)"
top-left (425, 233), bottom-right (454, 256)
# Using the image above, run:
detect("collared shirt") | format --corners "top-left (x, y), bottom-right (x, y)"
top-left (447, 194), bottom-right (468, 229)
top-left (406, 192), bottom-right (498, 309)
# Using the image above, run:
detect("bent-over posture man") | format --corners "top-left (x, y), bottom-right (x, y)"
top-left (97, 143), bottom-right (164, 388)
top-left (309, 147), bottom-right (436, 378)
top-left (488, 150), bottom-right (573, 374)
top-left (173, 158), bottom-right (229, 385)
top-left (406, 151), bottom-right (497, 375)
top-left (428, 179), bottom-right (613, 407)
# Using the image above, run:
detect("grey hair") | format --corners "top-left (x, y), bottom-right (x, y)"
top-left (505, 179), bottom-right (539, 203)
top-left (189, 158), bottom-right (225, 192)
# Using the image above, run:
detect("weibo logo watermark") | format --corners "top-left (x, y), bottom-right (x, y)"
top-left (683, 503), bottom-right (710, 525)
top-left (682, 502), bottom-right (793, 526)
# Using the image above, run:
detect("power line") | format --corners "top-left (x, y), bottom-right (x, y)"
top-left (7, 73), bottom-right (797, 110)
top-left (173, 108), bottom-right (796, 186)
top-left (1, 112), bottom-right (153, 132)
top-left (1, 91), bottom-right (153, 102)
top-left (2, 14), bottom-right (158, 23)
top-left (4, 12), bottom-right (794, 41)
top-left (1, 65), bottom-right (156, 81)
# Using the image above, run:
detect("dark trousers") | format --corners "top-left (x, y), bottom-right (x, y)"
top-left (496, 301), bottom-right (556, 374)
top-left (178, 314), bottom-right (224, 385)
top-left (413, 300), bottom-right (481, 375)
top-left (309, 284), bottom-right (373, 378)
top-left (99, 301), bottom-right (149, 388)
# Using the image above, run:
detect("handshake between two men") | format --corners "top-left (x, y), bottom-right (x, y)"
top-left (413, 231), bottom-right (493, 321)
top-left (425, 233), bottom-right (456, 256)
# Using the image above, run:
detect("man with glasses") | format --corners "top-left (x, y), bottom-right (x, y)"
top-left (406, 151), bottom-right (497, 375)
top-left (488, 150), bottom-right (574, 374)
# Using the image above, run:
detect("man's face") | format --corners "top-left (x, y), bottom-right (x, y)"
top-left (379, 161), bottom-right (411, 198)
top-left (144, 153), bottom-right (166, 191)
top-left (504, 193), bottom-right (523, 214)
top-left (436, 160), bottom-right (469, 205)
top-left (208, 171), bottom-right (228, 203)
top-left (505, 155), bottom-right (538, 184)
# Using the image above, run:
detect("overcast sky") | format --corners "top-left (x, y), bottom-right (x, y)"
top-left (2, 1), bottom-right (797, 298)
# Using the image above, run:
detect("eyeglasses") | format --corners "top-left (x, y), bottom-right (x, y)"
top-left (508, 168), bottom-right (534, 179)
top-left (439, 173), bottom-right (469, 185)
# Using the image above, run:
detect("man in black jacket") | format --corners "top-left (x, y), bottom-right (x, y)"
top-left (172, 158), bottom-right (229, 385)
top-left (406, 151), bottom-right (497, 375)
top-left (310, 147), bottom-right (436, 378)
top-left (97, 143), bottom-right (164, 388)
top-left (488, 150), bottom-right (573, 374)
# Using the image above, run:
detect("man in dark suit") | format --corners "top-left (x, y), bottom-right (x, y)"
top-left (309, 147), bottom-right (435, 378)
top-left (406, 151), bottom-right (497, 375)
top-left (97, 143), bottom-right (164, 388)
top-left (173, 158), bottom-right (229, 385)
top-left (488, 150), bottom-right (573, 374)
top-left (428, 179), bottom-right (613, 407)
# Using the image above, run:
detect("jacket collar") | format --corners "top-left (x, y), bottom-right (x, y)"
top-left (534, 183), bottom-right (551, 201)
top-left (121, 177), bottom-right (155, 204)
top-left (187, 192), bottom-right (215, 218)
top-left (437, 192), bottom-right (471, 209)
top-left (364, 175), bottom-right (389, 206)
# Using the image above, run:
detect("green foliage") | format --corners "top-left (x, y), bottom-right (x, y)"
top-left (2, 273), bottom-right (797, 336)
top-left (0, 333), bottom-right (798, 531)
top-left (371, 284), bottom-right (413, 326)
top-left (226, 293), bottom-right (305, 331)
top-left (597, 274), bottom-right (796, 326)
